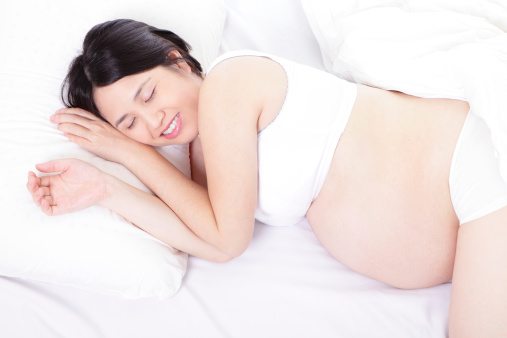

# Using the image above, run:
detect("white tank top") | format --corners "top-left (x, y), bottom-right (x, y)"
top-left (206, 50), bottom-right (358, 226)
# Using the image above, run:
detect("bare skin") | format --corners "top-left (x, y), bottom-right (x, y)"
top-left (308, 86), bottom-right (466, 289)
top-left (27, 53), bottom-right (507, 336)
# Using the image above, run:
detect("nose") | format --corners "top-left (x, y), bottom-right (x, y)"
top-left (145, 109), bottom-right (165, 137)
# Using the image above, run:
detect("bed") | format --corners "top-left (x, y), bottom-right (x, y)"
top-left (0, 220), bottom-right (451, 338)
top-left (2, 0), bottom-right (506, 337)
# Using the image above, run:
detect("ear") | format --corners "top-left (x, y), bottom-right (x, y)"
top-left (167, 50), bottom-right (192, 73)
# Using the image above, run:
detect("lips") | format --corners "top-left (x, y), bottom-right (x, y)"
top-left (161, 113), bottom-right (181, 139)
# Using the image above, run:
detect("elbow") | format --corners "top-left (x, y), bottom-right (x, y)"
top-left (211, 252), bottom-right (236, 263)
top-left (210, 223), bottom-right (253, 263)
top-left (213, 241), bottom-right (249, 263)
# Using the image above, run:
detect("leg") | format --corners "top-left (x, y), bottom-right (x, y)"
top-left (449, 206), bottom-right (507, 337)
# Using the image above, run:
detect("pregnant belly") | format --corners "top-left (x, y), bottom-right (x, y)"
top-left (307, 173), bottom-right (459, 289)
top-left (306, 87), bottom-right (466, 288)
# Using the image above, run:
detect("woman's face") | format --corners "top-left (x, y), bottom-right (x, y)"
top-left (93, 57), bottom-right (202, 147)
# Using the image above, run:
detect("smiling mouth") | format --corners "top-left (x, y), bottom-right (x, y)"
top-left (161, 113), bottom-right (181, 139)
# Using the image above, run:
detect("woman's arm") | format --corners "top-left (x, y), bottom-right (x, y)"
top-left (28, 159), bottom-right (231, 262)
top-left (119, 143), bottom-right (240, 253)
top-left (99, 173), bottom-right (231, 262)
top-left (449, 206), bottom-right (507, 337)
top-left (120, 58), bottom-right (262, 258)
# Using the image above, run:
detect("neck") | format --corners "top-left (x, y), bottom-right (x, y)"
top-left (189, 136), bottom-right (207, 187)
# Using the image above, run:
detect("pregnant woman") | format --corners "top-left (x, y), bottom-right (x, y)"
top-left (27, 19), bottom-right (507, 337)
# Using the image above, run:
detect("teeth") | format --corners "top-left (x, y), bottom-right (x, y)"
top-left (162, 115), bottom-right (179, 135)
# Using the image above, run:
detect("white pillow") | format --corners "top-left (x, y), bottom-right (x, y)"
top-left (0, 0), bottom-right (225, 299)
top-left (220, 0), bottom-right (325, 69)
top-left (301, 0), bottom-right (507, 180)
top-left (301, 0), bottom-right (507, 87)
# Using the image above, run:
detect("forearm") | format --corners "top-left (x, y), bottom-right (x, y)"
top-left (121, 143), bottom-right (238, 253)
top-left (99, 172), bottom-right (231, 262)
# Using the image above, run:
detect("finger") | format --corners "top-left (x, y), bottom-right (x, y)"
top-left (41, 194), bottom-right (55, 206)
top-left (63, 132), bottom-right (92, 147)
top-left (52, 113), bottom-right (93, 126)
top-left (42, 196), bottom-right (62, 216)
top-left (57, 122), bottom-right (91, 138)
top-left (34, 186), bottom-right (51, 199)
top-left (40, 175), bottom-right (51, 187)
top-left (54, 107), bottom-right (97, 118)
top-left (35, 191), bottom-right (54, 208)
top-left (27, 171), bottom-right (41, 192)
top-left (32, 189), bottom-right (43, 206)
top-left (31, 189), bottom-right (40, 206)
top-left (40, 198), bottom-right (57, 216)
top-left (36, 159), bottom-right (71, 174)
top-left (52, 108), bottom-right (99, 123)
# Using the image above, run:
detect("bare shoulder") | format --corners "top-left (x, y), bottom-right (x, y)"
top-left (200, 55), bottom-right (286, 110)
top-left (203, 55), bottom-right (285, 83)
top-left (199, 55), bottom-right (288, 135)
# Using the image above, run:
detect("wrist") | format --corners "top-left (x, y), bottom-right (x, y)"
top-left (120, 140), bottom-right (154, 167)
top-left (98, 173), bottom-right (120, 209)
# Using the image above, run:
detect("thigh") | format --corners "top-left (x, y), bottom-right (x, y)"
top-left (449, 206), bottom-right (507, 336)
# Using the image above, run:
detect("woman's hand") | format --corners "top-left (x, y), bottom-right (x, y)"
top-left (50, 107), bottom-right (139, 164)
top-left (27, 159), bottom-right (108, 216)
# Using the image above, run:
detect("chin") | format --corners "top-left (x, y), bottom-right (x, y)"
top-left (176, 129), bottom-right (198, 145)
top-left (158, 135), bottom-right (191, 147)
top-left (150, 128), bottom-right (198, 147)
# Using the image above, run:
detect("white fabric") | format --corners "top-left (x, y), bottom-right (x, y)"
top-left (450, 112), bottom-right (507, 224)
top-left (219, 0), bottom-right (324, 69)
top-left (0, 221), bottom-right (451, 338)
top-left (301, 0), bottom-right (507, 182)
top-left (207, 49), bottom-right (357, 227)
top-left (0, 0), bottom-right (225, 299)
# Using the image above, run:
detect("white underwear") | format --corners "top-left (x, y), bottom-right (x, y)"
top-left (449, 112), bottom-right (507, 224)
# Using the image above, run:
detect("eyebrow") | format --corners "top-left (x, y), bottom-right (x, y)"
top-left (114, 77), bottom-right (151, 128)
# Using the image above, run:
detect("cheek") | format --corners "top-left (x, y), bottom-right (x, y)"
top-left (180, 80), bottom-right (200, 104)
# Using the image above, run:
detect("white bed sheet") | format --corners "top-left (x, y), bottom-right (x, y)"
top-left (0, 0), bottom-right (452, 337)
top-left (0, 221), bottom-right (450, 338)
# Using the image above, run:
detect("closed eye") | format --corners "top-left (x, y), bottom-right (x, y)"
top-left (127, 117), bottom-right (136, 129)
top-left (145, 87), bottom-right (156, 103)
top-left (127, 86), bottom-right (154, 129)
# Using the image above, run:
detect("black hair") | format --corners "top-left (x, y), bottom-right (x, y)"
top-left (61, 19), bottom-right (202, 119)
